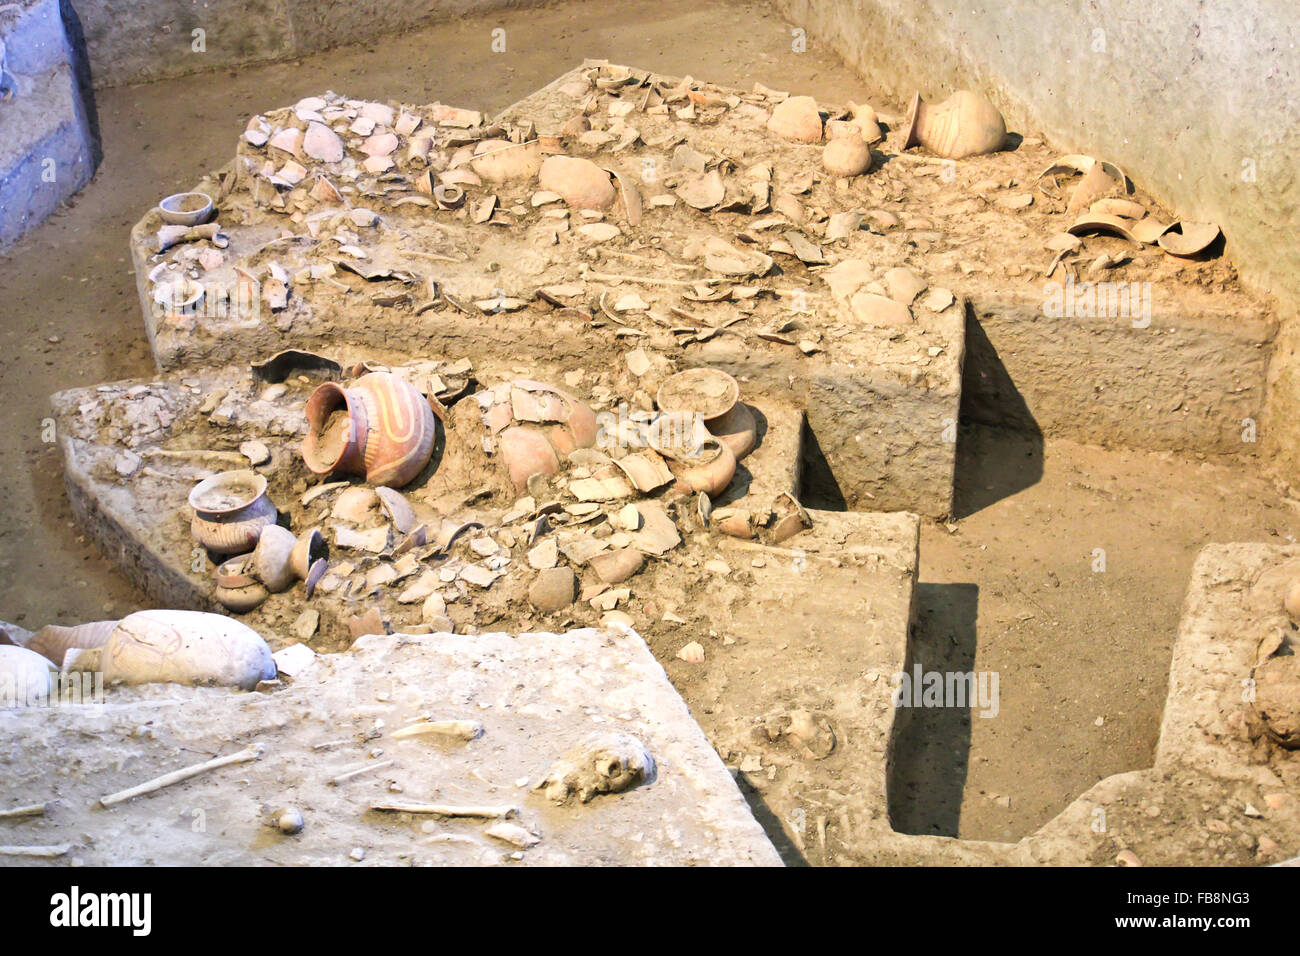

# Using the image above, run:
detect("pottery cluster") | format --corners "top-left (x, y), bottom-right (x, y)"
top-left (189, 469), bottom-right (327, 614)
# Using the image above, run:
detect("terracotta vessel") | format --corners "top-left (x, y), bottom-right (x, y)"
top-left (656, 368), bottom-right (740, 420)
top-left (290, 528), bottom-right (325, 579)
top-left (707, 402), bottom-right (757, 461)
top-left (27, 620), bottom-right (119, 667)
top-left (767, 95), bottom-right (823, 143)
top-left (0, 645), bottom-right (55, 706)
top-left (67, 610), bottom-right (276, 690)
top-left (302, 372), bottom-right (438, 488)
top-left (499, 426), bottom-right (560, 490)
top-left (903, 90), bottom-right (1006, 159)
top-left (649, 413), bottom-right (737, 497)
top-left (158, 191), bottom-right (213, 227)
top-left (488, 380), bottom-right (598, 492)
top-left (252, 524), bottom-right (298, 593)
top-left (823, 133), bottom-right (873, 177)
top-left (189, 470), bottom-right (277, 555)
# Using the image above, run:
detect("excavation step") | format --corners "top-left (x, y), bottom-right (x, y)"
top-left (127, 63), bottom-right (965, 516)
top-left (50, 349), bottom-right (810, 651)
top-left (0, 627), bottom-right (782, 865)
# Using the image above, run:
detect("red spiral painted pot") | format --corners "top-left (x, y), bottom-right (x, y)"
top-left (302, 372), bottom-right (437, 488)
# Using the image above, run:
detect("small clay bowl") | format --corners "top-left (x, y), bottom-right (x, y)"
top-left (158, 191), bottom-right (214, 227)
top-left (656, 368), bottom-right (740, 422)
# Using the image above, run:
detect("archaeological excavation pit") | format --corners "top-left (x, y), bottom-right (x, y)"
top-left (1, 1), bottom-right (1298, 878)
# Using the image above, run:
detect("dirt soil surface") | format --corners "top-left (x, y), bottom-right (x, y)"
top-left (3, 0), bottom-right (1298, 849)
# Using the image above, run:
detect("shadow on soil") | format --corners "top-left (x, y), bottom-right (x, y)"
top-left (952, 303), bottom-right (1044, 518)
top-left (886, 581), bottom-right (979, 837)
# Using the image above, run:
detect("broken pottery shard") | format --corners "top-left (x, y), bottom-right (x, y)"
top-left (539, 155), bottom-right (616, 209)
top-left (884, 267), bottom-right (927, 304)
top-left (534, 732), bottom-right (656, 804)
top-left (268, 127), bottom-right (303, 157)
top-left (303, 122), bottom-right (344, 163)
top-left (628, 502), bottom-right (680, 555)
top-left (335, 525), bottom-right (389, 553)
top-left (589, 548), bottom-right (645, 585)
top-left (529, 567), bottom-right (575, 612)
top-left (1158, 221), bottom-right (1220, 258)
top-left (675, 169), bottom-right (726, 210)
top-left (527, 537), bottom-right (559, 570)
top-left (850, 292), bottom-right (913, 327)
top-left (702, 237), bottom-right (773, 277)
top-left (1067, 212), bottom-right (1139, 243)
top-left (820, 258), bottom-right (872, 299)
top-left (578, 223), bottom-right (620, 242)
top-left (613, 451), bottom-right (674, 492)
top-left (569, 476), bottom-right (632, 502)
top-left (767, 95), bottom-right (823, 143)
top-left (825, 211), bottom-right (863, 240)
top-left (459, 563), bottom-right (498, 589)
top-left (1130, 218), bottom-right (1172, 244)
top-left (677, 641), bottom-right (705, 664)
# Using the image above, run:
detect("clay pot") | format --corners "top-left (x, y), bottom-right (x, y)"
top-left (158, 191), bottom-right (213, 227)
top-left (656, 368), bottom-right (741, 420)
top-left (0, 645), bottom-right (55, 706)
top-left (649, 413), bottom-right (737, 497)
top-left (707, 402), bottom-right (757, 461)
top-left (768, 492), bottom-right (812, 544)
top-left (823, 128), bottom-right (874, 177)
top-left (470, 139), bottom-right (544, 182)
top-left (290, 528), bottom-right (325, 579)
top-left (538, 155), bottom-right (616, 209)
top-left (67, 610), bottom-right (276, 690)
top-left (499, 426), bottom-right (560, 491)
top-left (302, 372), bottom-right (437, 488)
top-left (27, 620), bottom-right (119, 667)
top-left (767, 95), bottom-right (823, 143)
top-left (491, 381), bottom-right (598, 492)
top-left (189, 470), bottom-right (278, 555)
top-left (252, 524), bottom-right (298, 593)
top-left (433, 184), bottom-right (465, 209)
top-left (903, 90), bottom-right (1006, 159)
top-left (713, 508), bottom-right (755, 539)
top-left (215, 582), bottom-right (270, 614)
top-left (846, 101), bottom-right (883, 143)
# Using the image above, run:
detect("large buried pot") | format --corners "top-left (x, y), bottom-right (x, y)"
top-left (302, 371), bottom-right (438, 488)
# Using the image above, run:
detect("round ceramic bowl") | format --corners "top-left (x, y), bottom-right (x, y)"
top-left (656, 368), bottom-right (740, 422)
top-left (158, 191), bottom-right (214, 226)
top-left (188, 470), bottom-right (276, 555)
